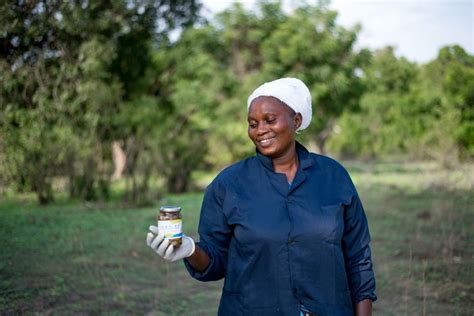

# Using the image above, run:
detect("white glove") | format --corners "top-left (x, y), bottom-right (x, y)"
top-left (146, 225), bottom-right (195, 262)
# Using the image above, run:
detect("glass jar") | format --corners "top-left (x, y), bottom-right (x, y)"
top-left (158, 206), bottom-right (183, 248)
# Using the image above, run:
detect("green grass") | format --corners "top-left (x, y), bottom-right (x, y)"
top-left (0, 194), bottom-right (222, 315)
top-left (347, 161), bottom-right (474, 315)
top-left (0, 162), bottom-right (473, 315)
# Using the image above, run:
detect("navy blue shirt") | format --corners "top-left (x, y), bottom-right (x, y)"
top-left (185, 142), bottom-right (377, 315)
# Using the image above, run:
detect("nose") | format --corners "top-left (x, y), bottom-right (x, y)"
top-left (256, 122), bottom-right (269, 136)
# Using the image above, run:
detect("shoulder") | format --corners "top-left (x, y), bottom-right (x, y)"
top-left (310, 152), bottom-right (349, 175)
top-left (206, 156), bottom-right (258, 192)
top-left (309, 152), bottom-right (356, 187)
top-left (215, 156), bottom-right (256, 181)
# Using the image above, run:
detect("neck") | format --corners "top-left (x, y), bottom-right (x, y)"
top-left (272, 142), bottom-right (299, 183)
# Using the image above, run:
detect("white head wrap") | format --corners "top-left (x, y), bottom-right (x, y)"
top-left (247, 77), bottom-right (312, 131)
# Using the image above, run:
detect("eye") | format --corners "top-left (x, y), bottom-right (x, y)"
top-left (266, 117), bottom-right (276, 124)
top-left (248, 121), bottom-right (257, 129)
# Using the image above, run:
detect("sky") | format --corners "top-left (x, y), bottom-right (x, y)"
top-left (200, 0), bottom-right (474, 64)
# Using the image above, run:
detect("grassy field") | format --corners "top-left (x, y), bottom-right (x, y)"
top-left (0, 161), bottom-right (473, 315)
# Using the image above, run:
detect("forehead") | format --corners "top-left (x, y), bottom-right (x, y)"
top-left (248, 96), bottom-right (293, 117)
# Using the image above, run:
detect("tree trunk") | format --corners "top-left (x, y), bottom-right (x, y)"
top-left (34, 175), bottom-right (54, 205)
top-left (122, 137), bottom-right (142, 204)
top-left (37, 188), bottom-right (54, 205)
top-left (111, 141), bottom-right (126, 181)
top-left (315, 118), bottom-right (337, 155)
top-left (167, 168), bottom-right (190, 194)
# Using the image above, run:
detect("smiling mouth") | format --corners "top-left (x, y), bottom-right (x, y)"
top-left (258, 136), bottom-right (275, 144)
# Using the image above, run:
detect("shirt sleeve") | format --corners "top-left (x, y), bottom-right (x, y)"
top-left (184, 178), bottom-right (232, 281)
top-left (342, 188), bottom-right (377, 303)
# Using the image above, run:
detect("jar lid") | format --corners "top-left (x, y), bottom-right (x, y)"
top-left (159, 205), bottom-right (181, 212)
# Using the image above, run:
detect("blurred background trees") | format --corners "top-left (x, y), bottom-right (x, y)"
top-left (0, 0), bottom-right (202, 203)
top-left (328, 44), bottom-right (474, 164)
top-left (1, 0), bottom-right (472, 204)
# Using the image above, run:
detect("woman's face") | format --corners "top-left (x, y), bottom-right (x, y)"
top-left (247, 96), bottom-right (302, 159)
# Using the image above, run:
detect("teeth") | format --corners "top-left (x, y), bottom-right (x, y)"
top-left (260, 138), bottom-right (273, 143)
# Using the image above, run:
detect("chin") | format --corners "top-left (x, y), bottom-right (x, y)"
top-left (257, 145), bottom-right (279, 157)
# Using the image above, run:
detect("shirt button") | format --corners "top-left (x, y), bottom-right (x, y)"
top-left (288, 239), bottom-right (295, 245)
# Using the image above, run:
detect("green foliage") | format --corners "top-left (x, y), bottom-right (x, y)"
top-left (328, 47), bottom-right (420, 158)
top-left (211, 1), bottom-right (366, 154)
top-left (0, 0), bottom-right (201, 203)
top-left (1, 0), bottom-right (473, 204)
top-left (418, 46), bottom-right (474, 161)
top-left (328, 45), bottom-right (474, 162)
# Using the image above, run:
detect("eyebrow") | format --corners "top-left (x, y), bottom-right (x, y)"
top-left (247, 112), bottom-right (279, 120)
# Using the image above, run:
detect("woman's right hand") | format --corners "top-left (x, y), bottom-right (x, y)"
top-left (146, 225), bottom-right (195, 262)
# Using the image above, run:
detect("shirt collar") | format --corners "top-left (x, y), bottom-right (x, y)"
top-left (255, 141), bottom-right (315, 171)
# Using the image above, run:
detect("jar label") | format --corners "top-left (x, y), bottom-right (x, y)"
top-left (158, 219), bottom-right (183, 239)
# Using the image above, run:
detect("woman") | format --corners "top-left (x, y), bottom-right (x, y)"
top-left (147, 78), bottom-right (377, 315)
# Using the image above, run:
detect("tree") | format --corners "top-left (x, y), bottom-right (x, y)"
top-left (327, 47), bottom-right (420, 159)
top-left (328, 45), bottom-right (474, 163)
top-left (0, 0), bottom-right (201, 203)
top-left (151, 26), bottom-right (232, 192)
top-left (414, 45), bottom-right (474, 163)
top-left (201, 0), bottom-right (367, 162)
top-left (260, 3), bottom-right (367, 153)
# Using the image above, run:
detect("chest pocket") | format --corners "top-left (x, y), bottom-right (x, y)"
top-left (293, 202), bottom-right (345, 244)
